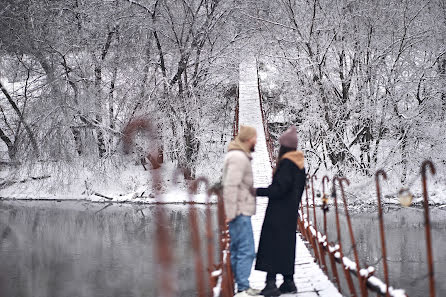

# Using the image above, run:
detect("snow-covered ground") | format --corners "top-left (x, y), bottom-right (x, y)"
top-left (0, 160), bottom-right (217, 204)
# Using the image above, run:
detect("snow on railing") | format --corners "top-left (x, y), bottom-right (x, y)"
top-left (298, 203), bottom-right (409, 297)
top-left (294, 162), bottom-right (439, 297)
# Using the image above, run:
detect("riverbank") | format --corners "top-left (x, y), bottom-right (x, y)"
top-left (1, 157), bottom-right (445, 208)
top-left (0, 159), bottom-right (219, 204)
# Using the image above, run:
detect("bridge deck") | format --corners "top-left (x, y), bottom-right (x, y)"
top-left (238, 58), bottom-right (342, 297)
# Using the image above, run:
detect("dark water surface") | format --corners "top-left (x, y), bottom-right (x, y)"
top-left (1, 201), bottom-right (445, 297)
top-left (313, 206), bottom-right (446, 297)
top-left (0, 201), bottom-right (218, 297)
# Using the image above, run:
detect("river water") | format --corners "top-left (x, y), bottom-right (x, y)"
top-left (313, 205), bottom-right (446, 297)
top-left (0, 201), bottom-right (218, 297)
top-left (1, 201), bottom-right (445, 297)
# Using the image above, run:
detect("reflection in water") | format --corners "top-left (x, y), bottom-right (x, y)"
top-left (314, 206), bottom-right (446, 297)
top-left (0, 201), bottom-right (218, 297)
top-left (2, 201), bottom-right (444, 297)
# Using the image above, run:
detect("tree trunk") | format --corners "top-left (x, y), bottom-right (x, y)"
top-left (0, 126), bottom-right (16, 160)
top-left (62, 56), bottom-right (83, 156)
top-left (183, 122), bottom-right (197, 180)
top-left (108, 64), bottom-right (118, 151)
top-left (94, 26), bottom-right (116, 158)
top-left (0, 81), bottom-right (39, 157)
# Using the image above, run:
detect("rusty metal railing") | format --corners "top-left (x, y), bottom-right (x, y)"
top-left (255, 61), bottom-right (275, 168)
top-left (123, 118), bottom-right (175, 297)
top-left (233, 98), bottom-right (239, 139)
top-left (295, 161), bottom-right (439, 297)
top-left (421, 161), bottom-right (436, 297)
top-left (123, 117), bottom-right (235, 297)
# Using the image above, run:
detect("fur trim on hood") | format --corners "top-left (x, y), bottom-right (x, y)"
top-left (281, 151), bottom-right (305, 170)
top-left (227, 139), bottom-right (252, 159)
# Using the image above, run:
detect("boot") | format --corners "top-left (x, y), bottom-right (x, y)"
top-left (279, 275), bottom-right (297, 294)
top-left (260, 274), bottom-right (280, 297)
top-left (234, 288), bottom-right (262, 297)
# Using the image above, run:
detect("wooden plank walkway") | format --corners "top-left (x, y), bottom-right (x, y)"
top-left (238, 58), bottom-right (342, 297)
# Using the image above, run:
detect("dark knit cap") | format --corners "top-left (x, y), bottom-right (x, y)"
top-left (279, 126), bottom-right (298, 149)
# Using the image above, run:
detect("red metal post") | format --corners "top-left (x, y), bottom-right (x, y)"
top-left (216, 189), bottom-right (235, 296)
top-left (123, 118), bottom-right (175, 297)
top-left (332, 177), bottom-right (357, 297)
top-left (187, 180), bottom-right (207, 297)
top-left (327, 244), bottom-right (342, 292)
top-left (205, 188), bottom-right (217, 289)
top-left (305, 181), bottom-right (311, 225)
top-left (305, 181), bottom-right (321, 264)
top-left (310, 175), bottom-right (319, 236)
top-left (298, 200), bottom-right (308, 241)
top-left (311, 175), bottom-right (328, 273)
top-left (320, 175), bottom-right (342, 290)
top-left (421, 161), bottom-right (436, 297)
top-left (233, 99), bottom-right (239, 138)
top-left (338, 177), bottom-right (367, 297)
top-left (375, 170), bottom-right (390, 297)
top-left (322, 175), bottom-right (330, 235)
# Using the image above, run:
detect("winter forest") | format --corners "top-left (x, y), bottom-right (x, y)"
top-left (1, 1), bottom-right (446, 297)
top-left (0, 0), bottom-right (445, 197)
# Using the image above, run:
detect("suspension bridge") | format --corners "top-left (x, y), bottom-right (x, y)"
top-left (237, 58), bottom-right (341, 296)
top-left (121, 58), bottom-right (439, 297)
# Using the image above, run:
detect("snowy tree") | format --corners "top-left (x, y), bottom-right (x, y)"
top-left (248, 0), bottom-right (446, 182)
top-left (0, 0), bottom-right (242, 179)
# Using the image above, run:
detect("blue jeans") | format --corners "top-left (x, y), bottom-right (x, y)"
top-left (228, 215), bottom-right (256, 291)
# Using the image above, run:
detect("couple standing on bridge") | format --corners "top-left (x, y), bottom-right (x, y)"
top-left (223, 125), bottom-right (306, 297)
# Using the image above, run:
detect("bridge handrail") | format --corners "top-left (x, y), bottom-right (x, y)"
top-left (296, 168), bottom-right (442, 297)
top-left (255, 60), bottom-right (275, 168)
top-left (233, 96), bottom-right (239, 138)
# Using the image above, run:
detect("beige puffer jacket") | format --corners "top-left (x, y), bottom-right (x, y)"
top-left (222, 139), bottom-right (256, 221)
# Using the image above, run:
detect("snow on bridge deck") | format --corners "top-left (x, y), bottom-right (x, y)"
top-left (238, 58), bottom-right (342, 297)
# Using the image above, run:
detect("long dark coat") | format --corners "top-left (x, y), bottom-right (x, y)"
top-left (255, 152), bottom-right (306, 275)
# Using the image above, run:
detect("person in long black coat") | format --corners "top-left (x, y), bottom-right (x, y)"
top-left (254, 126), bottom-right (306, 297)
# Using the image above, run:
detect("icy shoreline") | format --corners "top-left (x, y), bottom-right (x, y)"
top-left (1, 157), bottom-right (444, 207)
top-left (0, 194), bottom-right (217, 205)
top-left (0, 160), bottom-right (220, 204)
